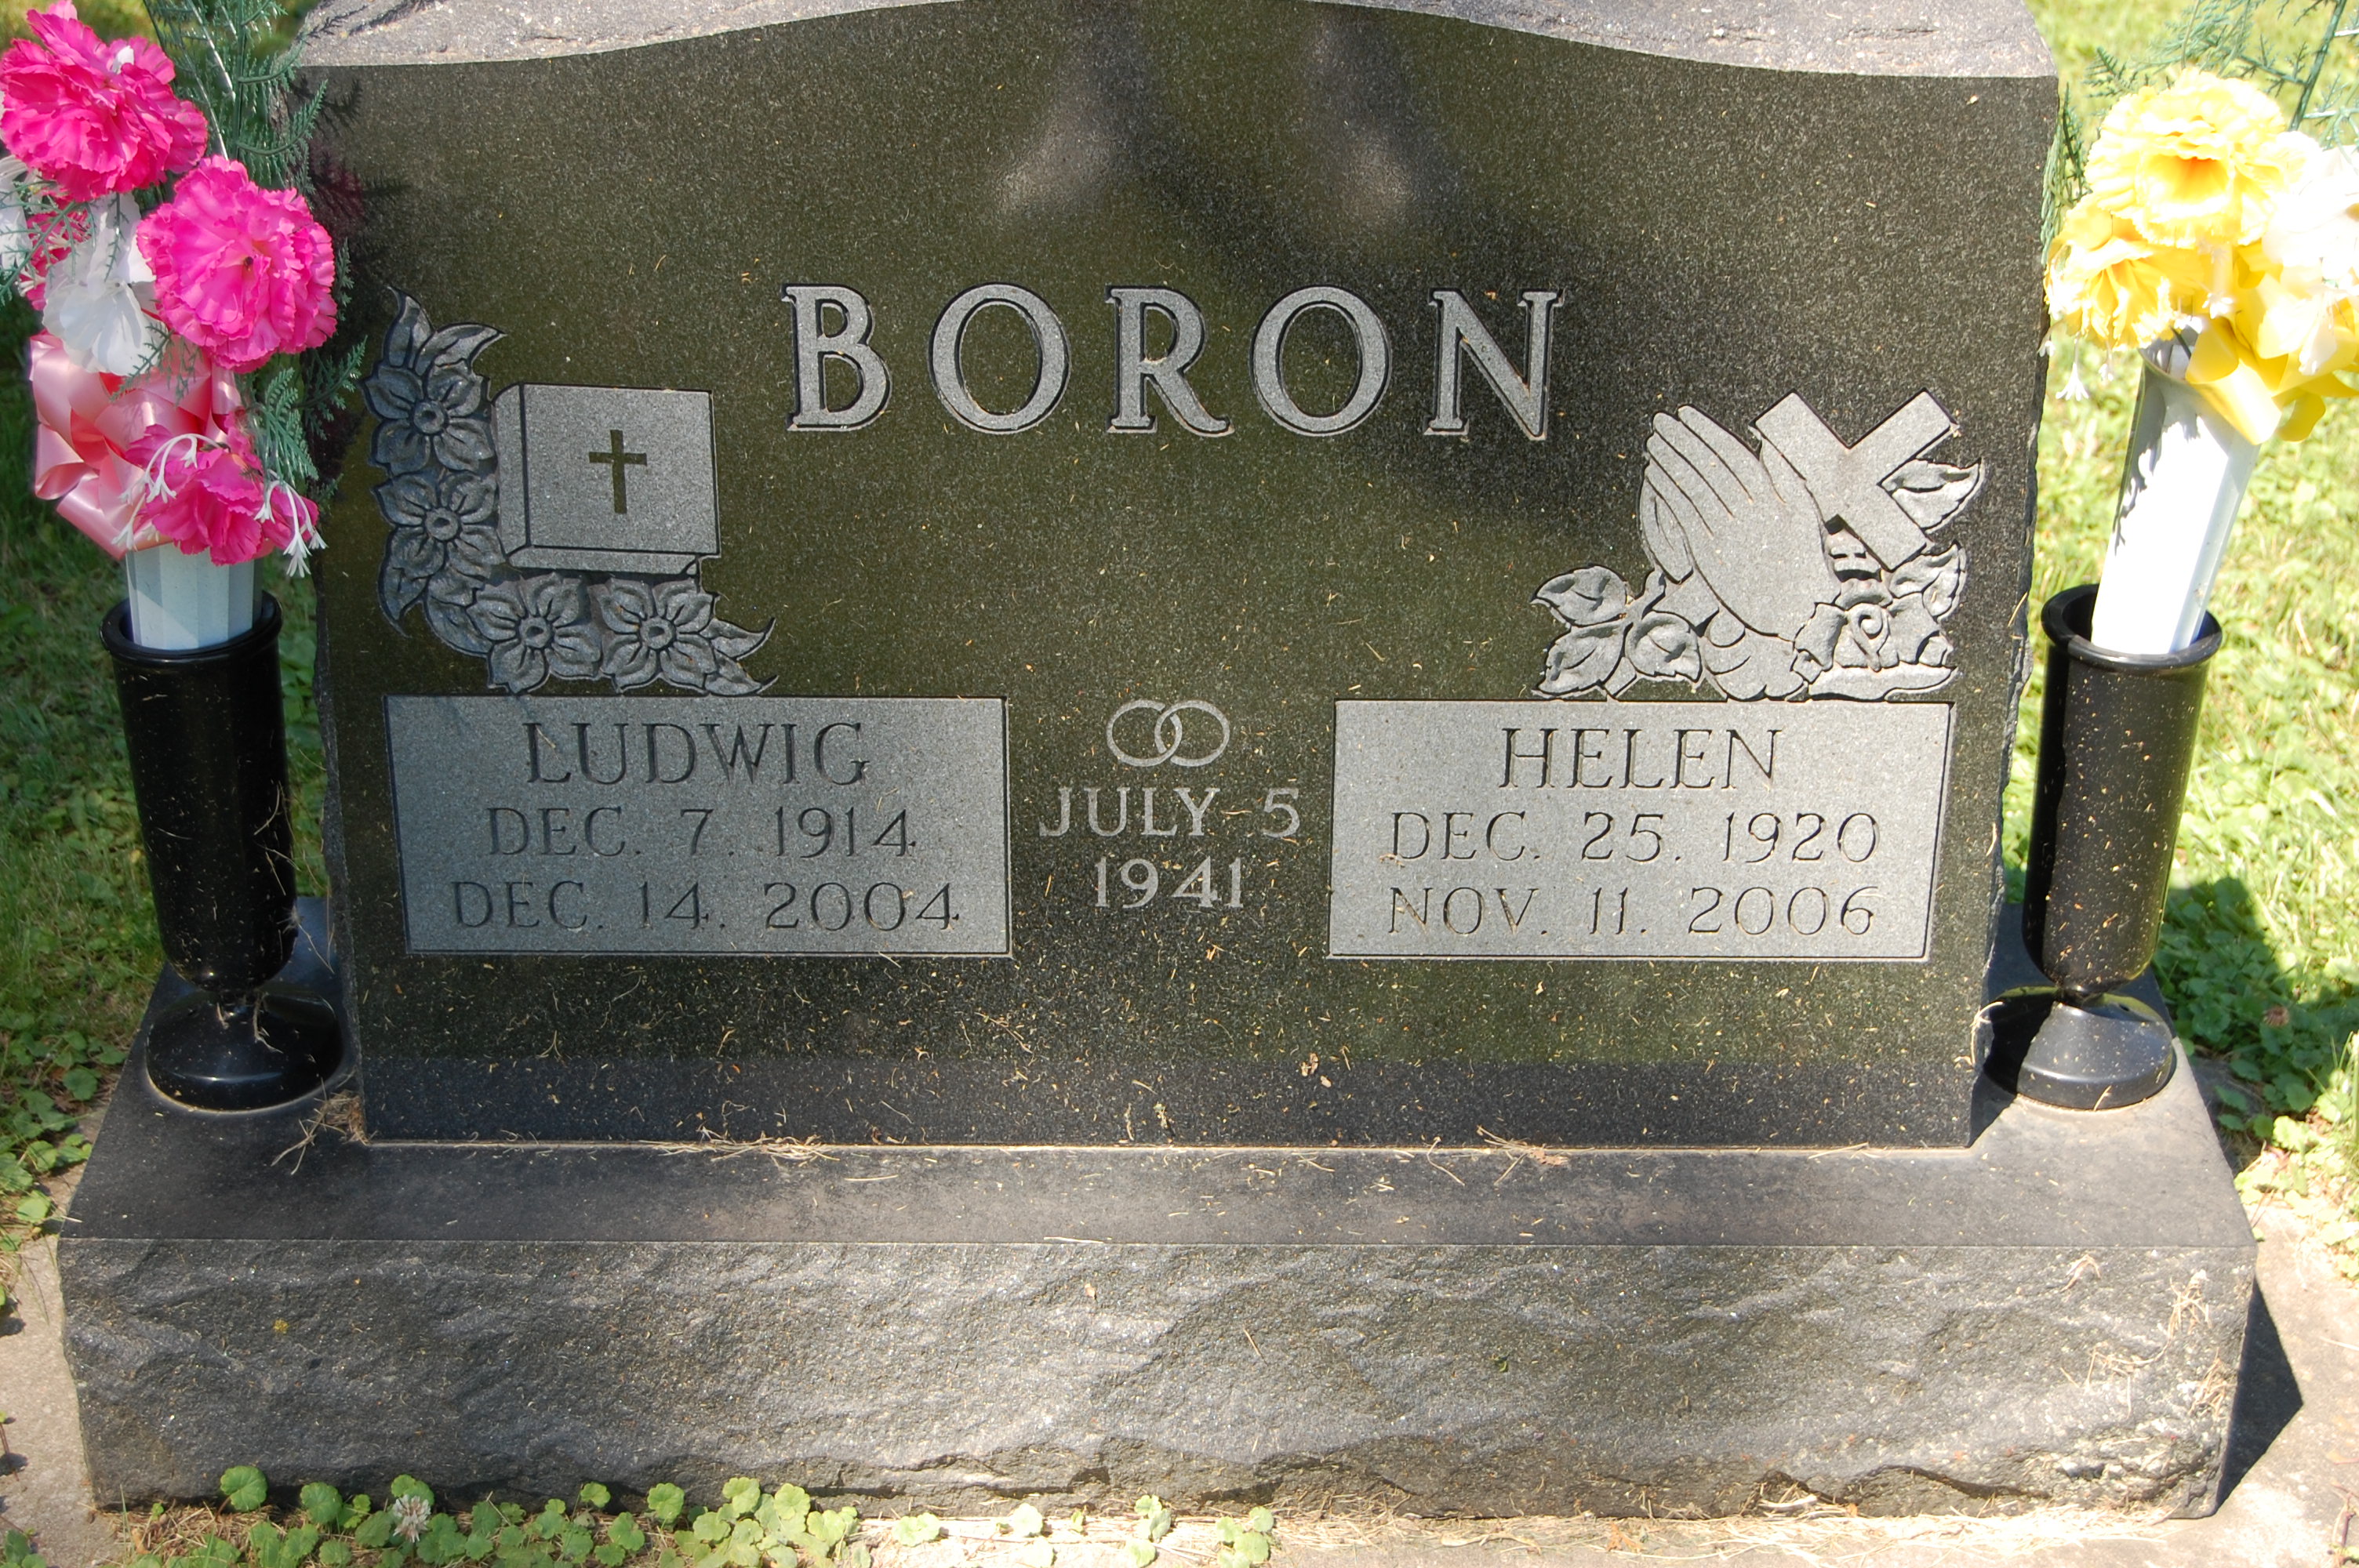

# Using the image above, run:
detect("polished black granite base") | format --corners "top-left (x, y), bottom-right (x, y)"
top-left (61, 913), bottom-right (2253, 1517)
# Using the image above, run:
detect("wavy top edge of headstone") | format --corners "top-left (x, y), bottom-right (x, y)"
top-left (300, 0), bottom-right (2053, 78)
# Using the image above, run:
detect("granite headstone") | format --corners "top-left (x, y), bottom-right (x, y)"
top-left (57, 0), bottom-right (2263, 1522)
top-left (308, 0), bottom-right (2052, 1146)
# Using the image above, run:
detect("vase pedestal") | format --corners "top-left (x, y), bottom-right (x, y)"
top-left (104, 597), bottom-right (342, 1110)
top-left (1998, 584), bottom-right (2220, 1112)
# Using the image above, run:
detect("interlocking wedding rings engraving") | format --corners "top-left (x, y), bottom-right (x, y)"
top-left (1107, 699), bottom-right (1230, 768)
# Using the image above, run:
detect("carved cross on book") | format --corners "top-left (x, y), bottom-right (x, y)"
top-left (491, 385), bottom-right (718, 575)
top-left (587, 428), bottom-right (648, 514)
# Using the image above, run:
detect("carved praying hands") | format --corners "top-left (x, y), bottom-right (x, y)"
top-left (1640, 406), bottom-right (1838, 640)
top-left (1534, 389), bottom-right (1977, 704)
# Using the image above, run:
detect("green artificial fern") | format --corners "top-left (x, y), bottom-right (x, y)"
top-left (140, 0), bottom-right (318, 189)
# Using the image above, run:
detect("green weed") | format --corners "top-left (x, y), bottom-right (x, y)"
top-left (102, 1474), bottom-right (1274, 1568)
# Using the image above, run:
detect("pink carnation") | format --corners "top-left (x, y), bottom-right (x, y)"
top-left (0, 2), bottom-right (207, 201)
top-left (124, 422), bottom-right (315, 566)
top-left (139, 156), bottom-right (337, 373)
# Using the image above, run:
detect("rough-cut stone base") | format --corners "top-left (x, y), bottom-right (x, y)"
top-left (60, 913), bottom-right (2255, 1518)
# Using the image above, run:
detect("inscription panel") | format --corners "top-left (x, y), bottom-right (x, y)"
top-left (1329, 702), bottom-right (1952, 961)
top-left (387, 696), bottom-right (1009, 955)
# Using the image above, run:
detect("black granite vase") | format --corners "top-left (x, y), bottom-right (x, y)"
top-left (104, 597), bottom-right (340, 1109)
top-left (1990, 583), bottom-right (2219, 1110)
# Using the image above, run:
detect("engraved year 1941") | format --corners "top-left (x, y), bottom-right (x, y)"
top-left (1034, 697), bottom-right (1307, 924)
top-left (1326, 700), bottom-right (1951, 961)
top-left (387, 695), bottom-right (1010, 956)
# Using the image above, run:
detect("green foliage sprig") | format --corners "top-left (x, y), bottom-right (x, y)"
top-left (140, 0), bottom-right (316, 186)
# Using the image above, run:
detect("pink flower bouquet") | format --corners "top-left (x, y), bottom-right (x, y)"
top-left (2, 0), bottom-right (344, 599)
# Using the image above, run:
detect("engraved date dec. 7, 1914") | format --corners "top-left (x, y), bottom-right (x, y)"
top-left (386, 695), bottom-right (1009, 955)
top-left (1326, 701), bottom-right (1950, 960)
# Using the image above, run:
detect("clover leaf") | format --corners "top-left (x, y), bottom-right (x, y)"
top-left (300, 1484), bottom-right (345, 1530)
top-left (889, 1516), bottom-right (941, 1548)
top-left (220, 1468), bottom-right (269, 1512)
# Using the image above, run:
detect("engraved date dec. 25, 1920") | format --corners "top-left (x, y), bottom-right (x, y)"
top-left (1326, 700), bottom-right (1951, 960)
top-left (386, 695), bottom-right (1010, 955)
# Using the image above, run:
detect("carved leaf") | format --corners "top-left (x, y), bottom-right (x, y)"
top-left (1888, 459), bottom-right (1985, 532)
top-left (1889, 544), bottom-right (1965, 620)
top-left (1627, 610), bottom-right (1703, 683)
top-left (707, 617), bottom-right (772, 662)
top-left (423, 575), bottom-right (493, 656)
top-left (378, 530), bottom-right (438, 622)
top-left (1537, 621), bottom-right (1627, 695)
top-left (701, 658), bottom-right (769, 699)
top-left (387, 291), bottom-right (432, 364)
top-left (1533, 566), bottom-right (1627, 628)
top-left (421, 323), bottom-right (502, 376)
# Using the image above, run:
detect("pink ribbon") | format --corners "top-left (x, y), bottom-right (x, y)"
top-left (30, 329), bottom-right (243, 559)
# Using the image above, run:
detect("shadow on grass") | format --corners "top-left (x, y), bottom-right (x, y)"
top-left (2156, 877), bottom-right (2359, 1139)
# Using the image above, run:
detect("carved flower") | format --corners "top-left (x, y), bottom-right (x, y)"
top-left (468, 575), bottom-right (600, 693)
top-left (1796, 590), bottom-right (1898, 676)
top-left (594, 576), bottom-right (724, 691)
top-left (364, 294), bottom-right (498, 475)
top-left (1888, 594), bottom-right (1954, 668)
top-left (1795, 550), bottom-right (1961, 684)
top-left (1532, 567), bottom-right (1679, 697)
top-left (376, 470), bottom-right (503, 616)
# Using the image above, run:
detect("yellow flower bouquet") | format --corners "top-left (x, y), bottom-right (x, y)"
top-left (2047, 67), bottom-right (2359, 653)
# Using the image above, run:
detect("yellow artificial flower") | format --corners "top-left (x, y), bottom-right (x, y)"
top-left (2086, 70), bottom-right (2306, 249)
top-left (2045, 197), bottom-right (2205, 348)
top-left (2257, 143), bottom-right (2359, 373)
top-left (2183, 312), bottom-right (2359, 442)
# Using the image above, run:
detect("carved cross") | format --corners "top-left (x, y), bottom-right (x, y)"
top-left (1756, 392), bottom-right (1954, 567)
top-left (587, 428), bottom-right (648, 514)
